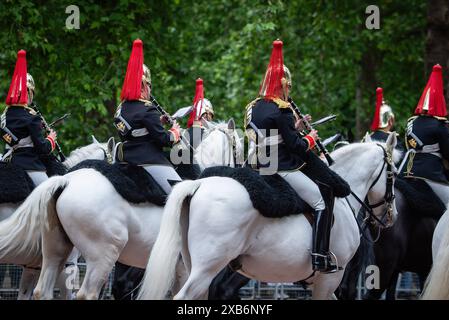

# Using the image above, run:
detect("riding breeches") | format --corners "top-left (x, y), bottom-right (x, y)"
top-left (425, 180), bottom-right (449, 207)
top-left (143, 164), bottom-right (182, 194)
top-left (278, 170), bottom-right (326, 211)
top-left (26, 170), bottom-right (49, 187)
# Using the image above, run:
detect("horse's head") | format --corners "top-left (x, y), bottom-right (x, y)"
top-left (364, 133), bottom-right (399, 228)
top-left (63, 136), bottom-right (115, 169)
top-left (332, 133), bottom-right (400, 228)
top-left (194, 119), bottom-right (243, 169)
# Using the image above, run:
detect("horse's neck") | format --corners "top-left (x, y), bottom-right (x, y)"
top-left (194, 128), bottom-right (232, 169)
top-left (63, 144), bottom-right (105, 169)
top-left (332, 150), bottom-right (381, 213)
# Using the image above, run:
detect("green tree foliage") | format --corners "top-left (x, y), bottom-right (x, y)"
top-left (0, 0), bottom-right (427, 152)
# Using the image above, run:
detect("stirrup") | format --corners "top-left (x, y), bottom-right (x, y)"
top-left (311, 253), bottom-right (340, 274)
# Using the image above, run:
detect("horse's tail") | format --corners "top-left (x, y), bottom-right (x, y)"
top-left (138, 179), bottom-right (202, 300)
top-left (0, 176), bottom-right (69, 263)
top-left (422, 221), bottom-right (449, 299)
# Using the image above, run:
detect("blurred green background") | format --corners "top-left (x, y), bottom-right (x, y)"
top-left (0, 0), bottom-right (443, 152)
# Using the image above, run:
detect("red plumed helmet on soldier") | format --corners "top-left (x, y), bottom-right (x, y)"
top-left (121, 39), bottom-right (144, 101)
top-left (259, 40), bottom-right (285, 100)
top-left (187, 78), bottom-right (205, 128)
top-left (6, 50), bottom-right (28, 106)
top-left (414, 64), bottom-right (447, 117)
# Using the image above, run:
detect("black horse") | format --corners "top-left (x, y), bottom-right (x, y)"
top-left (337, 179), bottom-right (444, 300)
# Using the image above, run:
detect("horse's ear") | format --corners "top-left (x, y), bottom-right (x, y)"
top-left (227, 118), bottom-right (235, 130)
top-left (107, 137), bottom-right (116, 154)
top-left (91, 135), bottom-right (100, 144)
top-left (386, 132), bottom-right (397, 152)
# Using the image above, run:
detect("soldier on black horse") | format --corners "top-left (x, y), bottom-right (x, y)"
top-left (400, 64), bottom-right (449, 205)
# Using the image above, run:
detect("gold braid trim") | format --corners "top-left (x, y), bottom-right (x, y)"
top-left (243, 98), bottom-right (260, 129)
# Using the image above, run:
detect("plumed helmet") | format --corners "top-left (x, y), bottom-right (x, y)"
top-left (142, 64), bottom-right (151, 86)
top-left (27, 73), bottom-right (35, 92)
top-left (283, 65), bottom-right (292, 89)
top-left (199, 98), bottom-right (214, 117)
top-left (379, 103), bottom-right (394, 128)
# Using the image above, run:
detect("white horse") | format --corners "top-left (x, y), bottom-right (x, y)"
top-left (16, 121), bottom-right (242, 300)
top-left (421, 207), bottom-right (449, 299)
top-left (138, 136), bottom-right (400, 300)
top-left (0, 137), bottom-right (115, 299)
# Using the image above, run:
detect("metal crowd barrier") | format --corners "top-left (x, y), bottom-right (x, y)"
top-left (0, 263), bottom-right (421, 300)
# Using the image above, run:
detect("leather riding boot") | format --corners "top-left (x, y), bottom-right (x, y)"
top-left (311, 181), bottom-right (338, 273)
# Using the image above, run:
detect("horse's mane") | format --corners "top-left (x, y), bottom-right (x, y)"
top-left (64, 143), bottom-right (105, 168)
top-left (331, 141), bottom-right (402, 166)
top-left (201, 121), bottom-right (244, 161)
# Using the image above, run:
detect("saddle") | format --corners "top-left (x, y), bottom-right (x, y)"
top-left (0, 156), bottom-right (66, 204)
top-left (69, 160), bottom-right (167, 206)
top-left (199, 159), bottom-right (350, 219)
top-left (395, 177), bottom-right (446, 220)
top-left (0, 162), bottom-right (35, 204)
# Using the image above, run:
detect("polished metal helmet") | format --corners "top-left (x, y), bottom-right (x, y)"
top-left (27, 73), bottom-right (35, 92)
top-left (283, 65), bottom-right (292, 89)
top-left (379, 103), bottom-right (395, 128)
top-left (199, 98), bottom-right (214, 118)
top-left (142, 64), bottom-right (151, 86)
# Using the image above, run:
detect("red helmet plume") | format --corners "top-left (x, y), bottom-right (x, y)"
top-left (120, 39), bottom-right (144, 101)
top-left (370, 87), bottom-right (384, 131)
top-left (6, 50), bottom-right (28, 106)
top-left (187, 78), bottom-right (204, 128)
top-left (259, 40), bottom-right (285, 100)
top-left (414, 64), bottom-right (447, 117)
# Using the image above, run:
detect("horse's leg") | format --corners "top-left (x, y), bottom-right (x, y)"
top-left (174, 238), bottom-right (233, 300)
top-left (17, 268), bottom-right (40, 300)
top-left (73, 228), bottom-right (127, 300)
top-left (76, 248), bottom-right (122, 300)
top-left (56, 248), bottom-right (80, 300)
top-left (33, 223), bottom-right (73, 300)
top-left (175, 262), bottom-right (228, 300)
top-left (312, 271), bottom-right (346, 300)
top-left (385, 272), bottom-right (398, 300)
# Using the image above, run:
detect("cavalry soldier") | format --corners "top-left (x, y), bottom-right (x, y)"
top-left (184, 78), bottom-right (214, 164)
top-left (245, 40), bottom-right (337, 273)
top-left (0, 50), bottom-right (57, 186)
top-left (114, 39), bottom-right (182, 194)
top-left (400, 64), bottom-right (449, 205)
top-left (367, 87), bottom-right (396, 142)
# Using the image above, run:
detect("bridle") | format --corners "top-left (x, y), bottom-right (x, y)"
top-left (346, 143), bottom-right (395, 233)
top-left (214, 126), bottom-right (240, 167)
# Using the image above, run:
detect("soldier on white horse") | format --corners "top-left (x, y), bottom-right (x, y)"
top-left (138, 40), bottom-right (400, 300)
top-left (1, 50), bottom-right (58, 186)
top-left (113, 39), bottom-right (182, 194)
top-left (244, 40), bottom-right (336, 273)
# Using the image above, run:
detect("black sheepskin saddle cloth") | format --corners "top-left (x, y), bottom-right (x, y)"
top-left (69, 160), bottom-right (167, 206)
top-left (0, 162), bottom-right (35, 204)
top-left (0, 155), bottom-right (66, 204)
top-left (199, 155), bottom-right (350, 218)
top-left (395, 177), bottom-right (446, 220)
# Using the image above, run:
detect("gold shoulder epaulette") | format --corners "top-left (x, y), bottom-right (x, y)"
top-left (434, 115), bottom-right (448, 121)
top-left (272, 97), bottom-right (291, 109)
top-left (139, 99), bottom-right (153, 107)
top-left (24, 106), bottom-right (37, 115)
